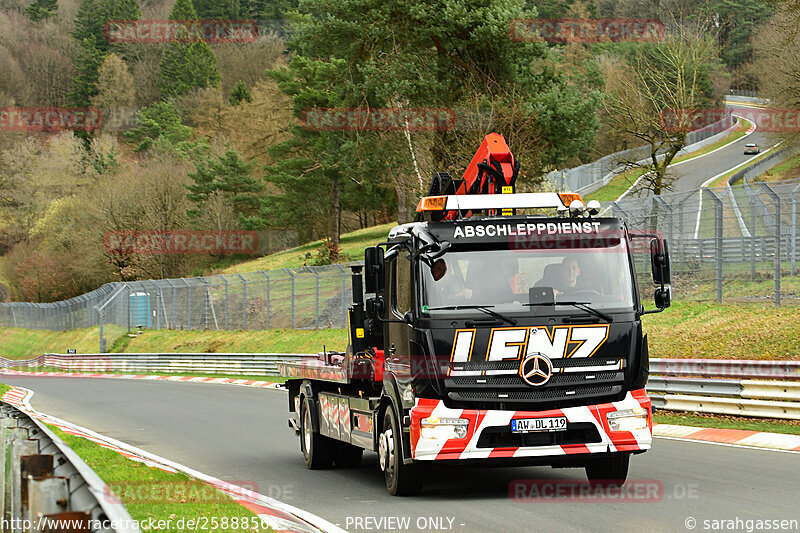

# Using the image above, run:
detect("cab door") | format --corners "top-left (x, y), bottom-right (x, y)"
top-left (384, 249), bottom-right (415, 407)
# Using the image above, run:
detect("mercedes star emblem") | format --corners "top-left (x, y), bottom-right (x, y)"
top-left (520, 353), bottom-right (553, 386)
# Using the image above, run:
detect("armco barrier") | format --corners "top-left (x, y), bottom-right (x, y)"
top-left (1, 353), bottom-right (311, 376)
top-left (0, 396), bottom-right (138, 532)
top-left (4, 354), bottom-right (800, 420)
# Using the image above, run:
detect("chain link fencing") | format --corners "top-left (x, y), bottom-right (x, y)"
top-left (1, 150), bottom-right (798, 343)
top-left (607, 148), bottom-right (800, 305)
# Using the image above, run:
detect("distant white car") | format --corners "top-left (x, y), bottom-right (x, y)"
top-left (744, 143), bottom-right (761, 155)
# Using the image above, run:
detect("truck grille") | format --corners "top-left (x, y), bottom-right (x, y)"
top-left (444, 356), bottom-right (626, 407)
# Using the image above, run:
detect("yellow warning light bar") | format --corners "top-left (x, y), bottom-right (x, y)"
top-left (416, 196), bottom-right (448, 212)
top-left (558, 193), bottom-right (584, 207)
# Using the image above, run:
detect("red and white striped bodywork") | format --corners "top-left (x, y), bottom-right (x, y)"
top-left (409, 389), bottom-right (651, 461)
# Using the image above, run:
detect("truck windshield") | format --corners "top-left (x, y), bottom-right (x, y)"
top-left (420, 241), bottom-right (636, 314)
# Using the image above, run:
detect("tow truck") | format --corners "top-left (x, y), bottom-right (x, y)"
top-left (278, 133), bottom-right (672, 495)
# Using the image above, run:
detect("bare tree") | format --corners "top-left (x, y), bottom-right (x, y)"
top-left (752, 1), bottom-right (800, 149)
top-left (601, 28), bottom-right (720, 195)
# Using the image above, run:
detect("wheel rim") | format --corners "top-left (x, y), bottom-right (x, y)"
top-left (303, 404), bottom-right (312, 456)
top-left (380, 427), bottom-right (395, 477)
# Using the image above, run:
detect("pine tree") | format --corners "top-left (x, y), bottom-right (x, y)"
top-left (159, 0), bottom-right (221, 98)
top-left (124, 101), bottom-right (194, 153)
top-left (70, 38), bottom-right (105, 107)
top-left (25, 0), bottom-right (58, 21)
top-left (229, 81), bottom-right (252, 106)
top-left (192, 0), bottom-right (240, 19)
top-left (187, 149), bottom-right (264, 221)
top-left (71, 0), bottom-right (112, 53)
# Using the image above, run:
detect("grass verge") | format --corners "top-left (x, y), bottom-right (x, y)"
top-left (654, 410), bottom-right (800, 436)
top-left (643, 301), bottom-right (800, 360)
top-left (0, 326), bottom-right (348, 359)
top-left (46, 424), bottom-right (273, 533)
top-left (753, 152), bottom-right (800, 183)
top-left (221, 223), bottom-right (395, 274)
top-left (0, 382), bottom-right (9, 396)
top-left (123, 328), bottom-right (348, 354)
top-left (0, 325), bottom-right (127, 360)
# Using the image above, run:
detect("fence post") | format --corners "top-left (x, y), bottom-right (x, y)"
top-left (217, 275), bottom-right (229, 330)
top-left (181, 278), bottom-right (192, 329)
top-left (792, 182), bottom-right (799, 276)
top-left (97, 308), bottom-right (105, 353)
top-left (653, 196), bottom-right (673, 251)
top-left (259, 271), bottom-right (270, 329)
top-left (235, 273), bottom-right (247, 330)
top-left (284, 268), bottom-right (296, 329)
top-left (702, 188), bottom-right (723, 303)
top-left (759, 183), bottom-right (781, 307)
top-left (749, 194), bottom-right (757, 281)
top-left (334, 264), bottom-right (347, 328)
top-left (310, 266), bottom-right (320, 328)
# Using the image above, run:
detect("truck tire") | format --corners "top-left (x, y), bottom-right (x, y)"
top-left (333, 442), bottom-right (363, 468)
top-left (300, 396), bottom-right (333, 469)
top-left (379, 409), bottom-right (422, 496)
top-left (585, 454), bottom-right (630, 487)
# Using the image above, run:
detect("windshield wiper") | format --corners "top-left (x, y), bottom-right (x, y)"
top-left (524, 300), bottom-right (613, 323)
top-left (424, 305), bottom-right (517, 325)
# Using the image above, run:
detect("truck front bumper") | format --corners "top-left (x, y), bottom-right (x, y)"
top-left (409, 389), bottom-right (652, 461)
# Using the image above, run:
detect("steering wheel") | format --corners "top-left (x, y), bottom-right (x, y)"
top-left (565, 289), bottom-right (602, 299)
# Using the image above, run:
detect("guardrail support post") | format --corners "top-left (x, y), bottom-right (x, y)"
top-left (759, 183), bottom-right (781, 307)
top-left (702, 188), bottom-right (723, 303)
top-left (28, 477), bottom-right (69, 525)
top-left (0, 416), bottom-right (18, 524)
top-left (10, 432), bottom-right (37, 526)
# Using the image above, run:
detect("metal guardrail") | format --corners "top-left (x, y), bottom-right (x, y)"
top-left (0, 398), bottom-right (138, 532)
top-left (1, 353), bottom-right (312, 376)
top-left (650, 358), bottom-right (800, 380)
top-left (4, 353), bottom-right (800, 420)
top-left (648, 359), bottom-right (800, 420)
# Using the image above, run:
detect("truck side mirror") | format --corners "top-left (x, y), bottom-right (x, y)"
top-left (650, 238), bottom-right (671, 286)
top-left (654, 287), bottom-right (671, 309)
top-left (364, 246), bottom-right (385, 293)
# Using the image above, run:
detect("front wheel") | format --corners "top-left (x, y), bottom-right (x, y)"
top-left (300, 396), bottom-right (333, 469)
top-left (379, 408), bottom-right (423, 496)
top-left (585, 454), bottom-right (630, 487)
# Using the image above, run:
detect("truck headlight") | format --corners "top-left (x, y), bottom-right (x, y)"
top-left (420, 417), bottom-right (469, 440)
top-left (607, 407), bottom-right (648, 432)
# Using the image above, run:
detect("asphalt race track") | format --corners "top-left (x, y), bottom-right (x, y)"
top-left (2, 376), bottom-right (797, 533)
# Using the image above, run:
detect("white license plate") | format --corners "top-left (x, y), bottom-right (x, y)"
top-left (511, 417), bottom-right (567, 433)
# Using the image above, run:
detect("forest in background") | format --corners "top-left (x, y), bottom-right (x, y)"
top-left (1, 0), bottom-right (791, 303)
